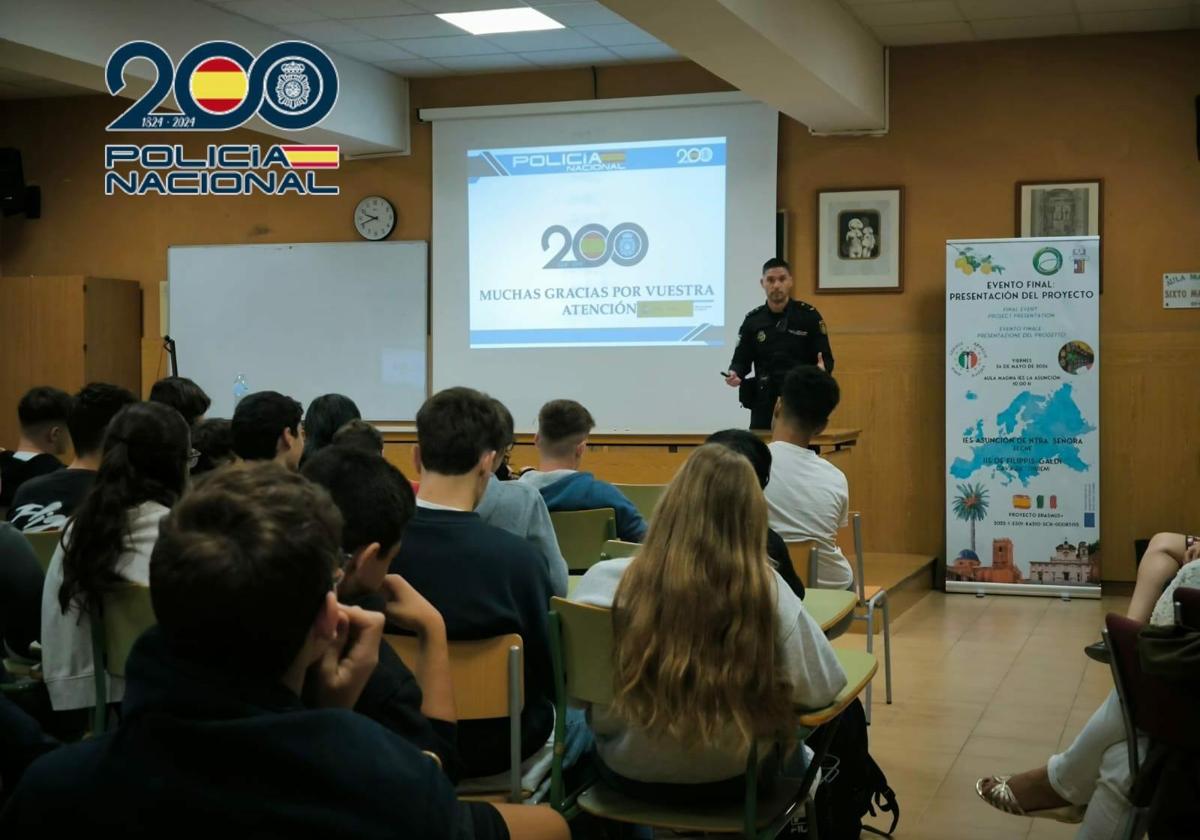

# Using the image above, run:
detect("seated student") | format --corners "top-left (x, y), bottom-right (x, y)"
top-left (40, 402), bottom-right (190, 712)
top-left (764, 366), bottom-right (853, 590)
top-left (977, 541), bottom-right (1200, 837)
top-left (332, 418), bottom-right (384, 456)
top-left (0, 694), bottom-right (58, 806)
top-left (573, 444), bottom-right (847, 802)
top-left (520, 399), bottom-right (647, 542)
top-left (230, 390), bottom-right (305, 469)
top-left (189, 418), bottom-right (235, 477)
top-left (148, 376), bottom-right (211, 426)
top-left (476, 399), bottom-right (568, 597)
top-left (0, 387), bottom-right (72, 518)
top-left (706, 429), bottom-right (805, 600)
top-left (0, 522), bottom-right (43, 661)
top-left (8, 383), bottom-right (137, 533)
top-left (391, 387), bottom-right (558, 779)
top-left (302, 445), bottom-right (462, 778)
top-left (2, 463), bottom-right (569, 840)
top-left (301, 393), bottom-right (360, 467)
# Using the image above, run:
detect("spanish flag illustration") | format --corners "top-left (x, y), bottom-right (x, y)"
top-left (280, 146), bottom-right (340, 169)
top-left (190, 57), bottom-right (249, 115)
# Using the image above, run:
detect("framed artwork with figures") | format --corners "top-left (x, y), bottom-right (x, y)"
top-left (816, 187), bottom-right (903, 293)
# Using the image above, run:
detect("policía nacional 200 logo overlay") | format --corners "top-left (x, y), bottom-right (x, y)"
top-left (104, 40), bottom-right (340, 196)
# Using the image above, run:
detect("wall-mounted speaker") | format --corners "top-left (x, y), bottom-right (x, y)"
top-left (0, 148), bottom-right (41, 219)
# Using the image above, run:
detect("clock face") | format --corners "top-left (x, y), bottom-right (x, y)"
top-left (354, 196), bottom-right (395, 241)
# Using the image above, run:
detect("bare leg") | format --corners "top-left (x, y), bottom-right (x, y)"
top-left (491, 803), bottom-right (571, 840)
top-left (1126, 533), bottom-right (1186, 623)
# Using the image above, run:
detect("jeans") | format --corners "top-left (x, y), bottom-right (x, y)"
top-left (1047, 690), bottom-right (1147, 840)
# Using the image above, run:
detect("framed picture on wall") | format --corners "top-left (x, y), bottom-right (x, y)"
top-left (816, 187), bottom-right (903, 293)
top-left (1016, 180), bottom-right (1101, 238)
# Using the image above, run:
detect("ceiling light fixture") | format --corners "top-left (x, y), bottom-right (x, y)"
top-left (436, 7), bottom-right (564, 36)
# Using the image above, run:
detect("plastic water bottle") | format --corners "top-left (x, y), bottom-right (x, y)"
top-left (233, 373), bottom-right (249, 405)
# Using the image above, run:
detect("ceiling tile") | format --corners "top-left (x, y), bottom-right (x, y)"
top-left (1081, 7), bottom-right (1191, 32)
top-left (278, 19), bottom-right (378, 42)
top-left (392, 34), bottom-right (508, 56)
top-left (520, 46), bottom-right (620, 66)
top-left (351, 13), bottom-right (463, 38)
top-left (536, 1), bottom-right (626, 26)
top-left (375, 57), bottom-right (447, 75)
top-left (1075, 0), bottom-right (1188, 9)
top-left (332, 40), bottom-right (418, 61)
top-left (573, 22), bottom-right (657, 45)
top-left (607, 42), bottom-right (679, 60)
top-left (218, 0), bottom-right (326, 25)
top-left (434, 52), bottom-right (538, 71)
top-left (957, 0), bottom-right (1075, 19)
top-left (407, 0), bottom-right (526, 11)
top-left (871, 20), bottom-right (975, 45)
top-left (483, 28), bottom-right (599, 50)
top-left (289, 0), bottom-right (423, 16)
top-left (970, 14), bottom-right (1081, 40)
top-left (852, 1), bottom-right (962, 27)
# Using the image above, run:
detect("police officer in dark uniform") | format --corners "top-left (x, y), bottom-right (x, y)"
top-left (724, 257), bottom-right (834, 429)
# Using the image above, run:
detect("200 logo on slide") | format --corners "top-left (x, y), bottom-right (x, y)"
top-left (542, 222), bottom-right (648, 269)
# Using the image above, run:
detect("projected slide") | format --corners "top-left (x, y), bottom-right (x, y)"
top-left (467, 137), bottom-right (726, 348)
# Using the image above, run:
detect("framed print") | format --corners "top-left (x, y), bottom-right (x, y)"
top-left (1017, 180), bottom-right (1101, 238)
top-left (816, 187), bottom-right (903, 293)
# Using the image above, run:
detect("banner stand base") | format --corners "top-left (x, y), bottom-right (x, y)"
top-left (946, 581), bottom-right (1101, 600)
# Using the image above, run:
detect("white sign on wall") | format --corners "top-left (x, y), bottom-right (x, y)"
top-left (1163, 273), bottom-right (1200, 309)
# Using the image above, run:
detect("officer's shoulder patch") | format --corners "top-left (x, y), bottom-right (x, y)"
top-left (798, 301), bottom-right (814, 311)
top-left (746, 304), bottom-right (766, 317)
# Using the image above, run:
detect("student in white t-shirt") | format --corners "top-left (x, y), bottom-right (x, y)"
top-left (763, 365), bottom-right (853, 589)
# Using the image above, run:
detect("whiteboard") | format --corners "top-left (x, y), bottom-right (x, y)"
top-left (168, 242), bottom-right (427, 421)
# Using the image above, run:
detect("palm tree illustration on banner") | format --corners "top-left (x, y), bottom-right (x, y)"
top-left (952, 482), bottom-right (989, 555)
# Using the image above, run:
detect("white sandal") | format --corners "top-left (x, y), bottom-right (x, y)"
top-left (975, 776), bottom-right (1086, 823)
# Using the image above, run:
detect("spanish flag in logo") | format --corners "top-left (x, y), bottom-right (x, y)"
top-left (190, 57), bottom-right (249, 115)
top-left (599, 152), bottom-right (626, 163)
top-left (280, 146), bottom-right (340, 169)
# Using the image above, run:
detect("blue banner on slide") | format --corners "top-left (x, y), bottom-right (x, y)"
top-left (468, 138), bottom-right (726, 179)
top-left (470, 325), bottom-right (719, 347)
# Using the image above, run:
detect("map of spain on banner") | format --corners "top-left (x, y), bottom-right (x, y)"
top-left (945, 237), bottom-right (1100, 597)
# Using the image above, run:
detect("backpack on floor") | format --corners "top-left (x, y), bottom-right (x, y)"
top-left (813, 698), bottom-right (899, 839)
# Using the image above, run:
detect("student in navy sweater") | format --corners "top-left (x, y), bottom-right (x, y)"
top-left (302, 444), bottom-right (462, 779)
top-left (520, 399), bottom-right (647, 542)
top-left (0, 463), bottom-right (568, 840)
top-left (391, 388), bottom-right (563, 780)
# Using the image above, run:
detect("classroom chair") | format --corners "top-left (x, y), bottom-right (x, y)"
top-left (550, 508), bottom-right (616, 573)
top-left (89, 584), bottom-right (156, 735)
top-left (844, 513), bottom-right (893, 724)
top-left (1104, 611), bottom-right (1200, 840)
top-left (22, 529), bottom-right (62, 573)
top-left (785, 540), bottom-right (819, 589)
top-left (387, 633), bottom-right (525, 803)
top-left (611, 484), bottom-right (666, 522)
top-left (547, 596), bottom-right (877, 838)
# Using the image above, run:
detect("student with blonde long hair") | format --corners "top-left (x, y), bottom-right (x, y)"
top-left (572, 444), bottom-right (847, 802)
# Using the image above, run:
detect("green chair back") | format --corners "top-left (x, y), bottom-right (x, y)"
top-left (550, 508), bottom-right (616, 573)
top-left (89, 584), bottom-right (156, 735)
top-left (550, 597), bottom-right (614, 704)
top-left (23, 530), bottom-right (62, 573)
top-left (600, 539), bottom-right (639, 560)
top-left (612, 484), bottom-right (665, 522)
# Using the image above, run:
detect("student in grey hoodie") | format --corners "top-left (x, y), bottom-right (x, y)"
top-left (475, 399), bottom-right (568, 597)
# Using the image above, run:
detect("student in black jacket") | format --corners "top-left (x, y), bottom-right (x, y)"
top-left (303, 444), bottom-right (462, 779)
top-left (0, 463), bottom-right (568, 840)
top-left (391, 387), bottom-right (564, 779)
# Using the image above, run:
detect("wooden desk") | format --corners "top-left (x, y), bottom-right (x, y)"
top-left (802, 589), bottom-right (858, 635)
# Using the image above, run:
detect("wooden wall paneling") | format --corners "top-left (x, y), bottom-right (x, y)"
top-left (0, 276), bottom-right (86, 447)
top-left (83, 277), bottom-right (142, 395)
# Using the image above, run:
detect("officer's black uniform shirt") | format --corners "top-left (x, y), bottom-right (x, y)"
top-left (728, 298), bottom-right (834, 386)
